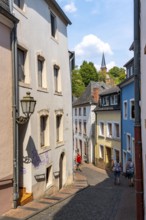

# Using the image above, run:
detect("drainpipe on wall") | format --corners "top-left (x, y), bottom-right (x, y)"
top-left (12, 23), bottom-right (19, 209)
top-left (134, 0), bottom-right (144, 219)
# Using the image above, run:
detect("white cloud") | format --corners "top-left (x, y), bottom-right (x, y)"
top-left (107, 61), bottom-right (116, 70)
top-left (63, 2), bottom-right (77, 13)
top-left (74, 34), bottom-right (113, 57)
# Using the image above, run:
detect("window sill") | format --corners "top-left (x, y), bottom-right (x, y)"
top-left (19, 82), bottom-right (32, 89)
top-left (56, 141), bottom-right (64, 148)
top-left (54, 92), bottom-right (62, 96)
top-left (98, 135), bottom-right (105, 138)
top-left (51, 36), bottom-right (58, 44)
top-left (37, 88), bottom-right (48, 93)
top-left (39, 146), bottom-right (51, 154)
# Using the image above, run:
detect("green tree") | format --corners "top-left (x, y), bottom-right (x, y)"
top-left (72, 69), bottom-right (85, 97)
top-left (98, 71), bottom-right (106, 82)
top-left (79, 61), bottom-right (98, 87)
top-left (108, 66), bottom-right (126, 84)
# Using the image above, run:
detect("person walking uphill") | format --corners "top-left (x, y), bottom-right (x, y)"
top-left (126, 158), bottom-right (134, 187)
top-left (76, 152), bottom-right (82, 171)
top-left (112, 159), bottom-right (122, 185)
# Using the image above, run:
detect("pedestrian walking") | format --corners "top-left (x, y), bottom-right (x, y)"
top-left (126, 158), bottom-right (134, 187)
top-left (76, 152), bottom-right (82, 171)
top-left (112, 159), bottom-right (122, 185)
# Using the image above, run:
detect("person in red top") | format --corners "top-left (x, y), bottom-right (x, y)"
top-left (76, 152), bottom-right (82, 171)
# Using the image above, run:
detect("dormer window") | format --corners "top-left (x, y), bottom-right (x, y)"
top-left (102, 96), bottom-right (109, 106)
top-left (110, 94), bottom-right (118, 105)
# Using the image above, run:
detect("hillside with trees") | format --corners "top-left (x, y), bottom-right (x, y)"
top-left (72, 61), bottom-right (126, 98)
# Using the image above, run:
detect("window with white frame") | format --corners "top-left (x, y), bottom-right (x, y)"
top-left (127, 68), bottom-right (130, 78)
top-left (99, 145), bottom-right (104, 159)
top-left (56, 113), bottom-right (63, 142)
top-left (46, 166), bottom-right (53, 188)
top-left (114, 123), bottom-right (120, 138)
top-left (83, 121), bottom-right (86, 134)
top-left (40, 113), bottom-right (49, 148)
top-left (54, 65), bottom-right (61, 93)
top-left (38, 59), bottom-right (43, 87)
top-left (50, 12), bottom-right (57, 38)
top-left (126, 133), bottom-right (131, 152)
top-left (17, 46), bottom-right (30, 84)
top-left (123, 101), bottom-right (128, 119)
top-left (107, 122), bottom-right (112, 138)
top-left (83, 107), bottom-right (86, 116)
top-left (102, 96), bottom-right (109, 106)
top-left (75, 108), bottom-right (77, 116)
top-left (79, 121), bottom-right (82, 134)
top-left (37, 55), bottom-right (46, 88)
top-left (17, 48), bottom-right (25, 82)
top-left (110, 95), bottom-right (118, 105)
top-left (75, 120), bottom-right (77, 133)
top-left (130, 99), bottom-right (135, 119)
top-left (79, 108), bottom-right (81, 116)
top-left (99, 122), bottom-right (104, 136)
top-left (76, 138), bottom-right (78, 149)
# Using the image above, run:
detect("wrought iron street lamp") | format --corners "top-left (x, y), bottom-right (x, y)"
top-left (16, 92), bottom-right (36, 124)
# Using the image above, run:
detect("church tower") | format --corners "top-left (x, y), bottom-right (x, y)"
top-left (100, 52), bottom-right (107, 72)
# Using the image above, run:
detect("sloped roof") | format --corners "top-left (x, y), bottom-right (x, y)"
top-left (73, 81), bottom-right (110, 107)
top-left (0, 0), bottom-right (10, 12)
top-left (99, 85), bottom-right (120, 96)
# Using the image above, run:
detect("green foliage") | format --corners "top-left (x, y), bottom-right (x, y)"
top-left (98, 71), bottom-right (106, 82)
top-left (71, 61), bottom-right (126, 98)
top-left (108, 66), bottom-right (126, 84)
top-left (72, 69), bottom-right (85, 97)
top-left (79, 61), bottom-right (98, 87)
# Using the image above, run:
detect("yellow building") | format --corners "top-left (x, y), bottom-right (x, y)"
top-left (94, 86), bottom-right (121, 170)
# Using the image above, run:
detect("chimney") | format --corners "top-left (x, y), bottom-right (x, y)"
top-left (92, 88), bottom-right (99, 102)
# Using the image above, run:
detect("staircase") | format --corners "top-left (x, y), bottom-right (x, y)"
top-left (18, 187), bottom-right (33, 206)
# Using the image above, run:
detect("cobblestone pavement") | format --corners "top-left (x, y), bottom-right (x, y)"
top-left (1, 163), bottom-right (136, 220)
top-left (27, 164), bottom-right (136, 220)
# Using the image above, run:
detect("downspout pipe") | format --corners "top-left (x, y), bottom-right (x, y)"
top-left (12, 23), bottom-right (19, 209)
top-left (134, 0), bottom-right (144, 219)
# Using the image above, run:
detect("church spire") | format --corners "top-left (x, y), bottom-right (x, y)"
top-left (100, 53), bottom-right (107, 72)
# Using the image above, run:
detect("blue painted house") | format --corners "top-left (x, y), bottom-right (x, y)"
top-left (119, 58), bottom-right (135, 172)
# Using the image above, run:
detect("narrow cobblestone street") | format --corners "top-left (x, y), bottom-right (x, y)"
top-left (0, 163), bottom-right (136, 220)
top-left (27, 163), bottom-right (136, 220)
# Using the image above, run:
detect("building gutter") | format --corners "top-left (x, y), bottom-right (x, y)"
top-left (11, 22), bottom-right (19, 208)
top-left (134, 0), bottom-right (144, 219)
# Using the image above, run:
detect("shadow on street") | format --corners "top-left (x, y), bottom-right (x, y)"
top-left (52, 165), bottom-right (136, 220)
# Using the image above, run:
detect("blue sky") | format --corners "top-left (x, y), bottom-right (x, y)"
top-left (57, 0), bottom-right (134, 70)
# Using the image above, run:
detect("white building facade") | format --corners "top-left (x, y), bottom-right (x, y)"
top-left (73, 81), bottom-right (109, 164)
top-left (13, 0), bottom-right (73, 202)
top-left (73, 105), bottom-right (95, 164)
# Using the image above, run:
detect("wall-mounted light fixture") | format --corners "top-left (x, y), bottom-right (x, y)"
top-left (16, 92), bottom-right (36, 124)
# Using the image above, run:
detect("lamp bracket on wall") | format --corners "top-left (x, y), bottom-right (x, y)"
top-left (16, 116), bottom-right (29, 125)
